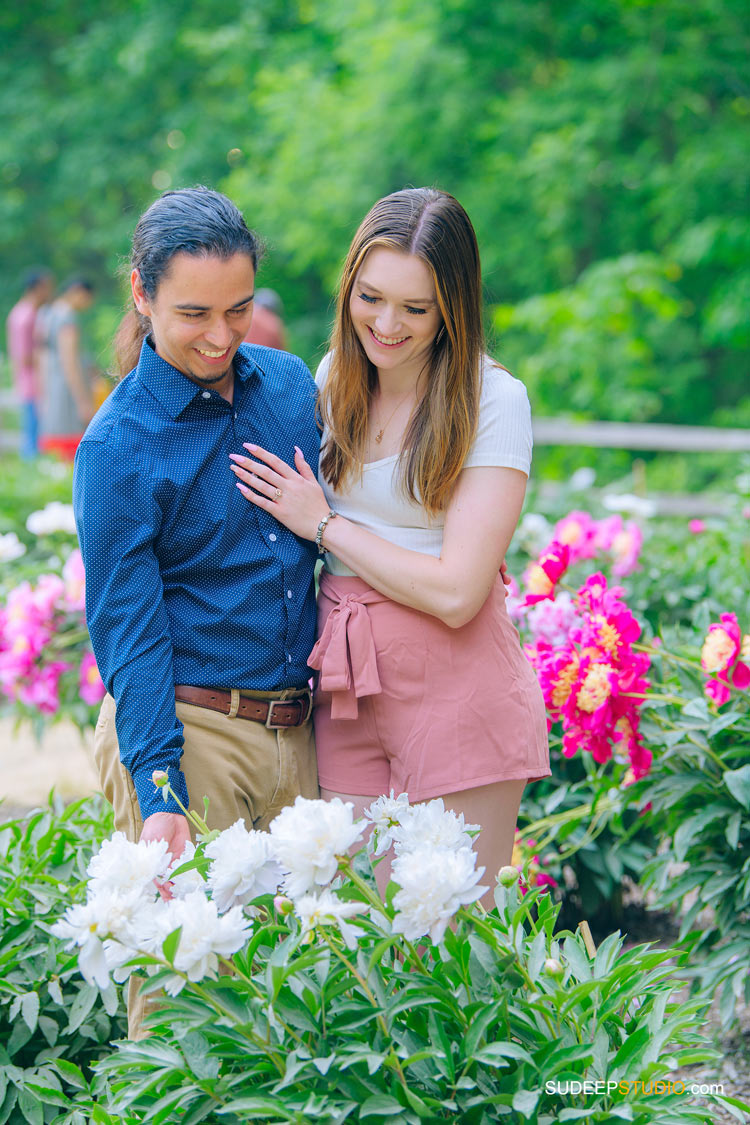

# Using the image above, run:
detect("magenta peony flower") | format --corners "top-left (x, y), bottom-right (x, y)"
top-left (701, 613), bottom-right (750, 707)
top-left (526, 574), bottom-right (651, 776)
top-left (688, 519), bottom-right (706, 535)
top-left (521, 541), bottom-right (570, 606)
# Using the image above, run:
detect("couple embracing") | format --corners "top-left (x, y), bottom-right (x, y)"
top-left (74, 186), bottom-right (549, 972)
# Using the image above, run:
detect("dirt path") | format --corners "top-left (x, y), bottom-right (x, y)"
top-left (0, 716), bottom-right (99, 819)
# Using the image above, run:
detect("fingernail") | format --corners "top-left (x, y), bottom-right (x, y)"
top-left (244, 443), bottom-right (257, 451)
top-left (294, 445), bottom-right (303, 455)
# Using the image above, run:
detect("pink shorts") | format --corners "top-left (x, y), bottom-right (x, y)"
top-left (310, 572), bottom-right (550, 801)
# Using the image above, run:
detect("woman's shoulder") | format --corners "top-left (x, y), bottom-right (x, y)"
top-left (479, 355), bottom-right (530, 410)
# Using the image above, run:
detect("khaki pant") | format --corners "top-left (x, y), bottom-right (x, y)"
top-left (94, 688), bottom-right (319, 1037)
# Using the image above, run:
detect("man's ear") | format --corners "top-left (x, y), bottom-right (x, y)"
top-left (131, 269), bottom-right (151, 316)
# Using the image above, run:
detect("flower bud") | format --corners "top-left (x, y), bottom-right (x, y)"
top-left (544, 957), bottom-right (564, 979)
top-left (274, 895), bottom-right (294, 916)
top-left (497, 865), bottom-right (520, 888)
top-left (152, 769), bottom-right (169, 787)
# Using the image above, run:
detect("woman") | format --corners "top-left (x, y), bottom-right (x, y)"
top-left (230, 187), bottom-right (549, 885)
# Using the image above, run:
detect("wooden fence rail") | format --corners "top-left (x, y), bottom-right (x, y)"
top-left (532, 418), bottom-right (750, 454)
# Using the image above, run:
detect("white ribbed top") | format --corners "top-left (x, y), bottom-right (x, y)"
top-left (315, 353), bottom-right (532, 576)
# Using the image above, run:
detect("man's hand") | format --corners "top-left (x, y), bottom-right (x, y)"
top-left (140, 812), bottom-right (191, 900)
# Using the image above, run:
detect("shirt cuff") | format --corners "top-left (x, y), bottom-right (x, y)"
top-left (132, 763), bottom-right (191, 821)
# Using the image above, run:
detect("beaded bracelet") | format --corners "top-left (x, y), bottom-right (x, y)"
top-left (315, 509), bottom-right (338, 555)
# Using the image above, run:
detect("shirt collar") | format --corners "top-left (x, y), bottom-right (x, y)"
top-left (135, 337), bottom-right (261, 420)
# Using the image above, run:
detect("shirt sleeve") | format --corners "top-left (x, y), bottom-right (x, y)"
top-left (73, 439), bottom-right (189, 819)
top-left (463, 358), bottom-right (533, 475)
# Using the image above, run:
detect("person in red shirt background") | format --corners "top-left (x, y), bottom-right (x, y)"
top-left (6, 268), bottom-right (55, 459)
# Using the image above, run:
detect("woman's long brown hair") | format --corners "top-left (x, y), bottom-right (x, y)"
top-left (319, 188), bottom-right (484, 516)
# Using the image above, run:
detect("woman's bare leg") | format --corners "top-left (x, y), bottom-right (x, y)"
top-left (441, 779), bottom-right (526, 906)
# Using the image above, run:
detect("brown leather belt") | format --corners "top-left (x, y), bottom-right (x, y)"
top-left (174, 685), bottom-right (312, 728)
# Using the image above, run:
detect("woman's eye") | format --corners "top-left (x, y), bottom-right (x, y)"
top-left (406, 306), bottom-right (427, 316)
top-left (358, 293), bottom-right (377, 304)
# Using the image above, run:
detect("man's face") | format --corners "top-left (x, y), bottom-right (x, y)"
top-left (132, 251), bottom-right (255, 392)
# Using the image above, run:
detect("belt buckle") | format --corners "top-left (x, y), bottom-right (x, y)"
top-left (265, 690), bottom-right (312, 729)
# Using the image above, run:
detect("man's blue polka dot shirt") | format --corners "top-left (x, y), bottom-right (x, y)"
top-left (73, 338), bottom-right (320, 819)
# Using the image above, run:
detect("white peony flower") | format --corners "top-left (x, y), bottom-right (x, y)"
top-left (52, 886), bottom-right (149, 989)
top-left (601, 493), bottom-right (656, 518)
top-left (269, 797), bottom-right (365, 899)
top-left (391, 846), bottom-right (488, 944)
top-left (293, 888), bottom-right (367, 950)
top-left (364, 790), bottom-right (410, 856)
top-left (25, 501), bottom-right (77, 536)
top-left (138, 891), bottom-right (251, 995)
top-left (0, 532), bottom-right (26, 562)
top-left (87, 832), bottom-right (172, 897)
top-left (204, 820), bottom-right (283, 912)
top-left (167, 840), bottom-right (206, 899)
top-left (568, 466), bottom-right (597, 491)
top-left (390, 799), bottom-right (479, 857)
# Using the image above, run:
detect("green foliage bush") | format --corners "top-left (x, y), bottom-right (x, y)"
top-left (88, 877), bottom-right (723, 1124)
top-left (0, 798), bottom-right (126, 1124)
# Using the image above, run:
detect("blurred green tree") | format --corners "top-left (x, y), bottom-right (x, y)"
top-left (0, 0), bottom-right (747, 426)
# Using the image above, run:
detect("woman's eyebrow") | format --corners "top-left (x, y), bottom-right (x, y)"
top-left (357, 279), bottom-right (435, 304)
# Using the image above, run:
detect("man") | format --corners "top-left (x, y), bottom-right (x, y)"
top-left (73, 188), bottom-right (319, 889)
top-left (39, 276), bottom-right (96, 460)
top-left (6, 267), bottom-right (54, 458)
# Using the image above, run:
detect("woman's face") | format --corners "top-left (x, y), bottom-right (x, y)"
top-left (349, 247), bottom-right (442, 378)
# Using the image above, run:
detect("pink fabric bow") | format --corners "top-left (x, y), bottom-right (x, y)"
top-left (309, 580), bottom-right (386, 719)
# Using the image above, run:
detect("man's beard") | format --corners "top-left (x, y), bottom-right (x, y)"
top-left (188, 364), bottom-right (232, 385)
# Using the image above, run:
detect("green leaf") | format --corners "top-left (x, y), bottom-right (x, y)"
top-left (53, 1059), bottom-right (88, 1092)
top-left (359, 1095), bottom-right (405, 1118)
top-left (513, 1091), bottom-right (540, 1114)
top-left (20, 991), bottom-right (39, 1033)
top-left (724, 766), bottom-right (750, 810)
top-left (611, 1025), bottom-right (651, 1074)
top-left (65, 985), bottom-right (98, 1034)
top-left (161, 925), bottom-right (183, 964)
top-left (17, 1090), bottom-right (43, 1125)
top-left (473, 1042), bottom-right (535, 1067)
top-left (726, 811), bottom-right (742, 850)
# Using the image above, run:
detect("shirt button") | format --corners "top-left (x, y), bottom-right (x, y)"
top-left (234, 412), bottom-right (238, 419)
top-left (202, 391), bottom-right (211, 399)
top-left (269, 533), bottom-right (277, 542)
top-left (287, 590), bottom-right (293, 599)
top-left (287, 654), bottom-right (292, 663)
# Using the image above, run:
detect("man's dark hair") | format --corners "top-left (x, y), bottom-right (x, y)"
top-left (114, 187), bottom-right (262, 376)
top-left (132, 187), bottom-right (261, 299)
top-left (62, 276), bottom-right (95, 294)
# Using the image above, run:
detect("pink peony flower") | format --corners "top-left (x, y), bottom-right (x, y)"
top-left (553, 511), bottom-right (598, 565)
top-left (522, 541), bottom-right (570, 606)
top-left (700, 614), bottom-right (750, 707)
top-left (688, 519), bottom-right (706, 535)
top-left (79, 652), bottom-right (106, 706)
top-left (63, 550), bottom-right (86, 612)
top-left (611, 521), bottom-right (643, 576)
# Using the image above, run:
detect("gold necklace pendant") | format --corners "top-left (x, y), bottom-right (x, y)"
top-left (374, 429), bottom-right (384, 444)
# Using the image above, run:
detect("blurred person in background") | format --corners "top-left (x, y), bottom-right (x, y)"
top-left (5, 267), bottom-right (54, 458)
top-left (39, 277), bottom-right (96, 461)
top-left (243, 287), bottom-right (287, 350)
